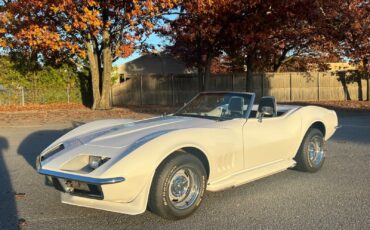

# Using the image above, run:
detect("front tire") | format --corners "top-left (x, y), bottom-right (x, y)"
top-left (148, 152), bottom-right (207, 219)
top-left (294, 128), bottom-right (325, 172)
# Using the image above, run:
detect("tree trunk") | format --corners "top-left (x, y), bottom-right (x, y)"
top-left (98, 29), bottom-right (112, 110)
top-left (367, 77), bottom-right (370, 101)
top-left (363, 58), bottom-right (369, 101)
top-left (273, 64), bottom-right (282, 72)
top-left (246, 56), bottom-right (254, 92)
top-left (273, 48), bottom-right (291, 72)
top-left (273, 57), bottom-right (284, 72)
top-left (203, 53), bottom-right (213, 91)
top-left (356, 74), bottom-right (363, 101)
top-left (32, 71), bottom-right (36, 102)
top-left (197, 65), bottom-right (204, 92)
top-left (85, 40), bottom-right (101, 109)
top-left (338, 72), bottom-right (351, 101)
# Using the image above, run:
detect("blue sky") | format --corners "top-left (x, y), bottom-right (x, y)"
top-left (113, 33), bottom-right (168, 66)
top-left (113, 13), bottom-right (178, 66)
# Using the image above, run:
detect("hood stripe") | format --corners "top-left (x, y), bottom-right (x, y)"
top-left (88, 119), bottom-right (185, 144)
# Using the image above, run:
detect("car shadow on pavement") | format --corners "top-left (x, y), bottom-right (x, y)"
top-left (0, 136), bottom-right (18, 229)
top-left (17, 122), bottom-right (84, 170)
top-left (17, 122), bottom-right (83, 187)
top-left (17, 129), bottom-right (71, 169)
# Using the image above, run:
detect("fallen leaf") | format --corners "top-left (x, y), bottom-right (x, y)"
top-left (14, 192), bottom-right (26, 199)
top-left (18, 218), bottom-right (27, 229)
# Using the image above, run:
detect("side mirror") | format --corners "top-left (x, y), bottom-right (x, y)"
top-left (257, 106), bottom-right (274, 122)
top-left (261, 106), bottom-right (273, 116)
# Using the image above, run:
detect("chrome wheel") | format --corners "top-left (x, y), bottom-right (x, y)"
top-left (308, 135), bottom-right (324, 167)
top-left (168, 167), bottom-right (200, 210)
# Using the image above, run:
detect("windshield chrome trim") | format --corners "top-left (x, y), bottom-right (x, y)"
top-left (174, 92), bottom-right (200, 115)
top-left (174, 91), bottom-right (256, 120)
top-left (245, 93), bottom-right (256, 119)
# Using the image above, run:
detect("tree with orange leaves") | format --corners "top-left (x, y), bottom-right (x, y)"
top-left (0, 0), bottom-right (178, 109)
top-left (162, 0), bottom-right (240, 91)
top-left (319, 0), bottom-right (369, 100)
top-left (164, 0), bottom-right (326, 91)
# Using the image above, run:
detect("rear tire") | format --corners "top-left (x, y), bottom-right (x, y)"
top-left (294, 128), bottom-right (325, 172)
top-left (148, 152), bottom-right (207, 219)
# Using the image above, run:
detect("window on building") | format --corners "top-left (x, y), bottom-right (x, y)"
top-left (119, 74), bottom-right (131, 83)
top-left (119, 74), bottom-right (125, 83)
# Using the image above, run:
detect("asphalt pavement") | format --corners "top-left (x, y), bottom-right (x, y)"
top-left (0, 111), bottom-right (369, 229)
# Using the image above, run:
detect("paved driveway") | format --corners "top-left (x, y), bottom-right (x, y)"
top-left (0, 112), bottom-right (369, 229)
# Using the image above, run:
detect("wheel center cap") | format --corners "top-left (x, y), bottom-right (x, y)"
top-left (171, 176), bottom-right (188, 197)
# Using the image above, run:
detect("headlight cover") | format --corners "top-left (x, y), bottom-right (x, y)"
top-left (88, 156), bottom-right (110, 170)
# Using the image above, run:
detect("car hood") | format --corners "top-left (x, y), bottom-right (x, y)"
top-left (60, 116), bottom-right (215, 149)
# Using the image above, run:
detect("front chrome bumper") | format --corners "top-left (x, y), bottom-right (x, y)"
top-left (36, 153), bottom-right (125, 185)
top-left (38, 168), bottom-right (125, 185)
top-left (38, 168), bottom-right (125, 200)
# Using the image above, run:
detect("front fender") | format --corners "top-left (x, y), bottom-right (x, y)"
top-left (101, 126), bottom-right (243, 203)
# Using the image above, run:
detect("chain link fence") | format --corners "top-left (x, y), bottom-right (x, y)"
top-left (0, 86), bottom-right (84, 105)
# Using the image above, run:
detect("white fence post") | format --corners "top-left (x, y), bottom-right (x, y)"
top-left (67, 85), bottom-right (70, 104)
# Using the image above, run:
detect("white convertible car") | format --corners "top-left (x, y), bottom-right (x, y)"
top-left (37, 92), bottom-right (339, 219)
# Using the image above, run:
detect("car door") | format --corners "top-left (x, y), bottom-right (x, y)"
top-left (242, 115), bottom-right (301, 170)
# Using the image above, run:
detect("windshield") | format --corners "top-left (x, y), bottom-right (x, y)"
top-left (174, 92), bottom-right (253, 120)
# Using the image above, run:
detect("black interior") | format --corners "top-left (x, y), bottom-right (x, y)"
top-left (228, 97), bottom-right (244, 117)
top-left (250, 110), bottom-right (285, 118)
top-left (257, 96), bottom-right (277, 117)
top-left (249, 96), bottom-right (284, 118)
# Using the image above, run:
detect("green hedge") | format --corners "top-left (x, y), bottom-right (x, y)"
top-left (0, 56), bottom-right (91, 105)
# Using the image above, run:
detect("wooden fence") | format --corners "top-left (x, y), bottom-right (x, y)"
top-left (112, 72), bottom-right (368, 106)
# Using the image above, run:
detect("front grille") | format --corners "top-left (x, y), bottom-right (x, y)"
top-left (52, 177), bottom-right (104, 200)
